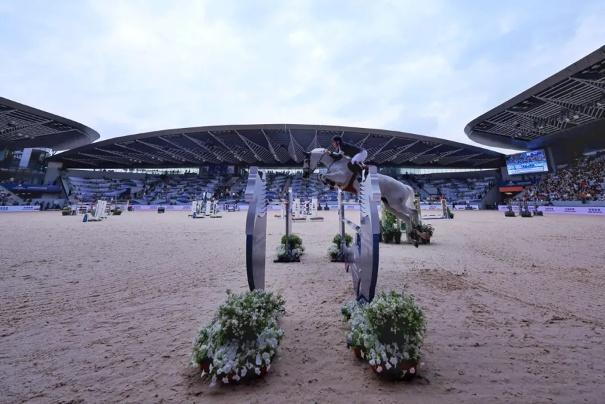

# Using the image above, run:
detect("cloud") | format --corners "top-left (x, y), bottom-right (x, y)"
top-left (1, 0), bottom-right (604, 154)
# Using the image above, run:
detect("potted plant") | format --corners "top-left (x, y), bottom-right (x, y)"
top-left (343, 291), bottom-right (426, 380)
top-left (61, 206), bottom-right (73, 216)
top-left (192, 290), bottom-right (286, 386)
top-left (328, 233), bottom-right (352, 262)
top-left (380, 210), bottom-right (402, 244)
top-left (275, 234), bottom-right (304, 262)
top-left (411, 223), bottom-right (434, 245)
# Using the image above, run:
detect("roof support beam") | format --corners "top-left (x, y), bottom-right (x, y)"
top-left (367, 137), bottom-right (393, 161)
top-left (535, 96), bottom-right (602, 121)
top-left (93, 147), bottom-right (145, 164)
top-left (384, 140), bottom-right (420, 163)
top-left (135, 139), bottom-right (187, 164)
top-left (114, 143), bottom-right (169, 164)
top-left (287, 128), bottom-right (306, 163)
top-left (570, 77), bottom-right (605, 92)
top-left (407, 144), bottom-right (442, 162)
top-left (208, 131), bottom-right (245, 162)
top-left (78, 152), bottom-right (129, 166)
top-left (442, 153), bottom-right (482, 165)
top-left (432, 148), bottom-right (464, 164)
top-left (182, 134), bottom-right (224, 163)
top-left (158, 136), bottom-right (205, 163)
top-left (262, 129), bottom-right (282, 162)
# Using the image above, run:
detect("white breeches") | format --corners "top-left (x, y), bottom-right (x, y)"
top-left (351, 149), bottom-right (368, 165)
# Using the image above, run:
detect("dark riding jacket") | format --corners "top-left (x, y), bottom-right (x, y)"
top-left (330, 142), bottom-right (361, 159)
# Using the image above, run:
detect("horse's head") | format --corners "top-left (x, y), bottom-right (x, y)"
top-left (302, 148), bottom-right (327, 179)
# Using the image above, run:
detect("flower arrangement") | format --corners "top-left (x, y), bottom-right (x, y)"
top-left (192, 290), bottom-right (286, 386)
top-left (328, 233), bottom-right (353, 262)
top-left (380, 210), bottom-right (403, 244)
top-left (411, 223), bottom-right (434, 245)
top-left (343, 291), bottom-right (426, 380)
top-left (275, 234), bottom-right (304, 262)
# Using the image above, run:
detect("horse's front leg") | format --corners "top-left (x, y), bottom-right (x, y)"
top-left (323, 172), bottom-right (345, 190)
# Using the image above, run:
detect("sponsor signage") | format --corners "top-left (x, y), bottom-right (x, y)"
top-left (0, 205), bottom-right (41, 212)
top-left (131, 205), bottom-right (190, 211)
top-left (497, 205), bottom-right (605, 216)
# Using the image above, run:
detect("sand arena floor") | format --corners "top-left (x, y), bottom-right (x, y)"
top-left (1, 210), bottom-right (604, 403)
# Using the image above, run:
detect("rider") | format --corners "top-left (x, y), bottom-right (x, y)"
top-left (327, 136), bottom-right (368, 178)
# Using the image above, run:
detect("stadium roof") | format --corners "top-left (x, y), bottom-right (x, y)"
top-left (52, 124), bottom-right (504, 169)
top-left (0, 97), bottom-right (100, 150)
top-left (465, 45), bottom-right (605, 150)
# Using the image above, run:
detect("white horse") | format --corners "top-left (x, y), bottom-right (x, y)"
top-left (302, 148), bottom-right (421, 243)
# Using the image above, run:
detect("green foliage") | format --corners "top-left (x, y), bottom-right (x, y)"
top-left (332, 233), bottom-right (352, 247)
top-left (381, 209), bottom-right (403, 244)
top-left (329, 233), bottom-right (352, 261)
top-left (280, 234), bottom-right (304, 252)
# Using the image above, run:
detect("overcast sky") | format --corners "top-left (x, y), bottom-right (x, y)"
top-left (1, 1), bottom-right (604, 152)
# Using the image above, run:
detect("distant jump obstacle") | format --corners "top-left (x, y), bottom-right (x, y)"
top-left (245, 166), bottom-right (381, 302)
top-left (504, 199), bottom-right (542, 217)
top-left (520, 200), bottom-right (533, 218)
top-left (415, 198), bottom-right (452, 221)
top-left (190, 193), bottom-right (222, 218)
top-left (292, 197), bottom-right (324, 221)
top-left (83, 200), bottom-right (108, 222)
top-left (505, 199), bottom-right (516, 217)
top-left (274, 187), bottom-right (300, 262)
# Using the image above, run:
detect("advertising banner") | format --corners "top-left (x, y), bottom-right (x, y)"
top-left (0, 205), bottom-right (41, 212)
top-left (497, 205), bottom-right (605, 216)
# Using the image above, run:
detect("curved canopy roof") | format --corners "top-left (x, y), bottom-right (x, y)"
top-left (0, 97), bottom-right (99, 150)
top-left (465, 46), bottom-right (605, 150)
top-left (52, 124), bottom-right (503, 169)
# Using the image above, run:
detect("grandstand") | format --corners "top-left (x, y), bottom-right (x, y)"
top-left (517, 151), bottom-right (605, 203)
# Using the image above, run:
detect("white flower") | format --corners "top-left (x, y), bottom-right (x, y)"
top-left (222, 377), bottom-right (229, 384)
top-left (241, 367), bottom-right (247, 377)
top-left (376, 366), bottom-right (383, 373)
top-left (210, 375), bottom-right (217, 387)
top-left (385, 363), bottom-right (392, 370)
top-left (409, 367), bottom-right (416, 374)
top-left (255, 353), bottom-right (262, 366)
top-left (255, 367), bottom-right (261, 375)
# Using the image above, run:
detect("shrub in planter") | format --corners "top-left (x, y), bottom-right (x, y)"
top-left (380, 210), bottom-right (403, 244)
top-left (447, 207), bottom-right (454, 219)
top-left (275, 234), bottom-right (304, 262)
top-left (192, 290), bottom-right (286, 386)
top-left (343, 291), bottom-right (426, 380)
top-left (410, 223), bottom-right (434, 246)
top-left (61, 206), bottom-right (73, 216)
top-left (112, 207), bottom-right (122, 215)
top-left (280, 234), bottom-right (304, 252)
top-left (328, 233), bottom-right (352, 262)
